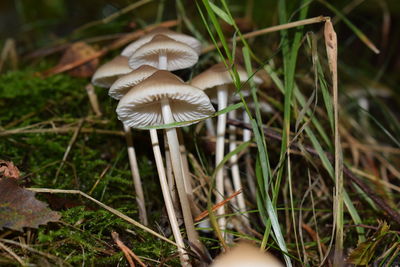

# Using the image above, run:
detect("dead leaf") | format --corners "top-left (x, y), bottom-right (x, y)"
top-left (0, 178), bottom-right (61, 231)
top-left (0, 160), bottom-right (20, 179)
top-left (53, 42), bottom-right (99, 78)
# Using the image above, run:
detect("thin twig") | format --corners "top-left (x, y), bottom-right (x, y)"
top-left (0, 242), bottom-right (25, 266)
top-left (0, 127), bottom-right (125, 136)
top-left (27, 188), bottom-right (178, 247)
top-left (112, 231), bottom-right (147, 267)
top-left (201, 16), bottom-right (329, 54)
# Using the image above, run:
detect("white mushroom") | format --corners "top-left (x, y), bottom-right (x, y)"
top-left (91, 55), bottom-right (147, 226)
top-left (91, 55), bottom-right (132, 88)
top-left (211, 242), bottom-right (284, 267)
top-left (128, 34), bottom-right (198, 71)
top-left (121, 27), bottom-right (202, 57)
top-left (117, 70), bottom-right (214, 254)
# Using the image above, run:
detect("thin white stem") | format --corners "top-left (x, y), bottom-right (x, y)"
top-left (243, 110), bottom-right (256, 198)
top-left (123, 124), bottom-right (148, 226)
top-left (149, 129), bottom-right (190, 266)
top-left (205, 118), bottom-right (216, 137)
top-left (228, 110), bottom-right (249, 227)
top-left (160, 97), bottom-right (203, 251)
top-left (158, 51), bottom-right (168, 70)
top-left (215, 85), bottom-right (228, 233)
top-left (165, 135), bottom-right (180, 213)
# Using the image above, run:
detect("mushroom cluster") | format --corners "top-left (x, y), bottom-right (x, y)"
top-left (92, 27), bottom-right (214, 266)
top-left (92, 26), bottom-right (264, 265)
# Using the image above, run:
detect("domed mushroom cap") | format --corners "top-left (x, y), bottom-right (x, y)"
top-left (117, 70), bottom-right (215, 128)
top-left (109, 65), bottom-right (158, 100)
top-left (91, 56), bottom-right (132, 88)
top-left (190, 63), bottom-right (262, 102)
top-left (128, 34), bottom-right (199, 71)
top-left (121, 27), bottom-right (202, 57)
top-left (211, 242), bottom-right (284, 267)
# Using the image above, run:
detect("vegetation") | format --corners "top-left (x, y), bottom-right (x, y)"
top-left (1, 0), bottom-right (400, 266)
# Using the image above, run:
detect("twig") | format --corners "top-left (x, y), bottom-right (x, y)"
top-left (0, 242), bottom-right (25, 266)
top-left (0, 127), bottom-right (125, 136)
top-left (74, 0), bottom-right (153, 33)
top-left (195, 189), bottom-right (242, 222)
top-left (112, 231), bottom-right (147, 267)
top-left (41, 20), bottom-right (178, 77)
top-left (27, 188), bottom-right (177, 247)
top-left (226, 119), bottom-right (400, 225)
top-left (55, 119), bottom-right (85, 180)
top-left (201, 16), bottom-right (329, 54)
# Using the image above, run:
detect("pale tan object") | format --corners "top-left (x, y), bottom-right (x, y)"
top-left (211, 242), bottom-right (284, 267)
top-left (190, 62), bottom-right (263, 103)
top-left (91, 55), bottom-right (132, 88)
top-left (117, 70), bottom-right (214, 128)
top-left (117, 70), bottom-right (214, 253)
top-left (127, 34), bottom-right (198, 71)
top-left (121, 27), bottom-right (202, 57)
top-left (109, 65), bottom-right (158, 100)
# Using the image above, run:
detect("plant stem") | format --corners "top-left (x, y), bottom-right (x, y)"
top-left (161, 97), bottom-right (203, 251)
top-left (149, 129), bottom-right (190, 266)
top-left (215, 85), bottom-right (228, 234)
top-left (123, 124), bottom-right (148, 226)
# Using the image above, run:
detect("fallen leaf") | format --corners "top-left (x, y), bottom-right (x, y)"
top-left (0, 160), bottom-right (20, 179)
top-left (0, 178), bottom-right (61, 231)
top-left (49, 42), bottom-right (99, 78)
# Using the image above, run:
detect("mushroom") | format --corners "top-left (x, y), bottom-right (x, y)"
top-left (91, 55), bottom-right (148, 226)
top-left (108, 63), bottom-right (192, 263)
top-left (121, 27), bottom-right (202, 57)
top-left (91, 55), bottom-right (132, 88)
top-left (127, 34), bottom-right (198, 71)
top-left (109, 65), bottom-right (158, 100)
top-left (117, 70), bottom-right (215, 251)
top-left (210, 242), bottom-right (284, 267)
top-left (190, 63), bottom-right (262, 232)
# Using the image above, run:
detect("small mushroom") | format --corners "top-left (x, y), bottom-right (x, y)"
top-left (121, 27), bottom-right (202, 57)
top-left (128, 34), bottom-right (198, 71)
top-left (109, 65), bottom-right (158, 100)
top-left (117, 70), bottom-right (214, 253)
top-left (91, 55), bottom-right (131, 88)
top-left (211, 242), bottom-right (284, 267)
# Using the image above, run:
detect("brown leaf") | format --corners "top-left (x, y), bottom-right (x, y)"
top-left (0, 178), bottom-right (60, 231)
top-left (0, 160), bottom-right (20, 179)
top-left (54, 42), bottom-right (99, 78)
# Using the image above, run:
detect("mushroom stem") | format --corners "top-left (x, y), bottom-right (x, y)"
top-left (215, 85), bottom-right (228, 234)
top-left (243, 110), bottom-right (256, 199)
top-left (205, 118), bottom-right (216, 137)
top-left (160, 97), bottom-right (203, 251)
top-left (123, 124), bottom-right (148, 226)
top-left (228, 109), bottom-right (249, 227)
top-left (158, 51), bottom-right (168, 70)
top-left (149, 129), bottom-right (190, 266)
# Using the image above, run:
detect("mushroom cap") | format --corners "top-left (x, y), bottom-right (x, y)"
top-left (128, 34), bottom-right (199, 71)
top-left (210, 242), bottom-right (284, 267)
top-left (91, 56), bottom-right (132, 88)
top-left (190, 63), bottom-right (262, 102)
top-left (109, 65), bottom-right (158, 100)
top-left (117, 70), bottom-right (215, 128)
top-left (121, 27), bottom-right (202, 57)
